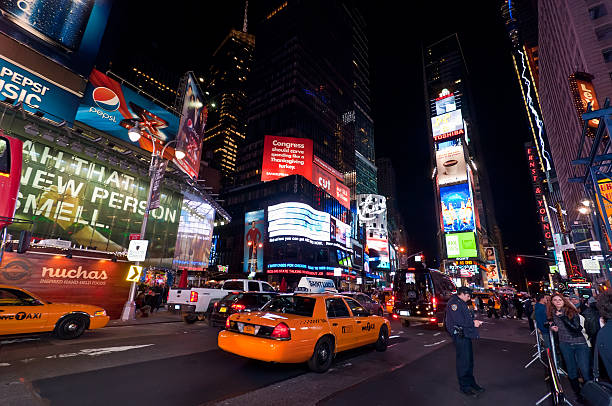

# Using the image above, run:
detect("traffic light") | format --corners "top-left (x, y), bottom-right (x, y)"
top-left (516, 256), bottom-right (523, 264)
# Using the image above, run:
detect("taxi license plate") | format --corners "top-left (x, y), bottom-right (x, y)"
top-left (174, 305), bottom-right (180, 310)
top-left (243, 325), bottom-right (255, 335)
top-left (219, 307), bottom-right (227, 313)
top-left (400, 310), bottom-right (410, 316)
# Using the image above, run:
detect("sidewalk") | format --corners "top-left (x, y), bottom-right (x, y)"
top-left (106, 306), bottom-right (184, 327)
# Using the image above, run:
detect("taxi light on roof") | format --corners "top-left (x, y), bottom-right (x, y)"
top-left (190, 291), bottom-right (199, 302)
top-left (271, 322), bottom-right (291, 339)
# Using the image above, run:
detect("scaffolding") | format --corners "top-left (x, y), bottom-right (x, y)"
top-left (570, 99), bottom-right (612, 282)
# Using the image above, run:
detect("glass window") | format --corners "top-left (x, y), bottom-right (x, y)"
top-left (261, 283), bottom-right (275, 292)
top-left (344, 298), bottom-right (369, 316)
top-left (248, 281), bottom-right (260, 291)
top-left (223, 281), bottom-right (245, 291)
top-left (590, 4), bottom-right (608, 20)
top-left (258, 294), bottom-right (275, 306)
top-left (603, 48), bottom-right (612, 63)
top-left (0, 288), bottom-right (41, 306)
top-left (0, 137), bottom-right (9, 174)
top-left (326, 298), bottom-right (351, 318)
top-left (317, 248), bottom-right (329, 262)
top-left (237, 294), bottom-right (259, 307)
top-left (261, 296), bottom-right (316, 317)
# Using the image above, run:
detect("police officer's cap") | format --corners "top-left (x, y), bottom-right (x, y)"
top-left (457, 287), bottom-right (473, 296)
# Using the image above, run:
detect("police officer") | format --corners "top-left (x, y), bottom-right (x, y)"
top-left (445, 286), bottom-right (484, 397)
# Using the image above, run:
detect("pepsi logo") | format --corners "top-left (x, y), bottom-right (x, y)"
top-left (92, 87), bottom-right (120, 111)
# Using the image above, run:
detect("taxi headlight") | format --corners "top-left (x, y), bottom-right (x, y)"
top-left (93, 310), bottom-right (107, 317)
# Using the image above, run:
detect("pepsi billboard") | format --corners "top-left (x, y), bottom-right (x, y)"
top-left (0, 0), bottom-right (113, 76)
top-left (0, 55), bottom-right (80, 122)
top-left (75, 69), bottom-right (187, 174)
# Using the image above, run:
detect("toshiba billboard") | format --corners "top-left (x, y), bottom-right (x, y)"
top-left (261, 135), bottom-right (313, 182)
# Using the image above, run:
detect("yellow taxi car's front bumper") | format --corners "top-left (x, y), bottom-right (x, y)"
top-left (89, 315), bottom-right (110, 330)
top-left (218, 330), bottom-right (314, 363)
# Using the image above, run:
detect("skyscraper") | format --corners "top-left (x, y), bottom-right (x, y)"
top-left (376, 157), bottom-right (407, 248)
top-left (423, 34), bottom-right (504, 285)
top-left (539, 0), bottom-right (612, 226)
top-left (201, 8), bottom-right (255, 187)
top-left (236, 0), bottom-right (363, 187)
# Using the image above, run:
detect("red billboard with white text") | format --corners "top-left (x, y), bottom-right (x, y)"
top-left (312, 156), bottom-right (350, 209)
top-left (261, 136), bottom-right (313, 182)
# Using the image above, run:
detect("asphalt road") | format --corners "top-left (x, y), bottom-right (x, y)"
top-left (0, 315), bottom-right (553, 406)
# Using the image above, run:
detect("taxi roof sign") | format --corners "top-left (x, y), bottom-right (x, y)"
top-left (295, 277), bottom-right (337, 293)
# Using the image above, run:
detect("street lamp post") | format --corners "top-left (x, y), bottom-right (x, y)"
top-left (120, 130), bottom-right (185, 321)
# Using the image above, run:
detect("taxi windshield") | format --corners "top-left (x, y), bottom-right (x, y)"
top-left (261, 296), bottom-right (316, 317)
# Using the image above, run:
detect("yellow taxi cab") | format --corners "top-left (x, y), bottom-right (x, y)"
top-left (0, 284), bottom-right (110, 339)
top-left (218, 289), bottom-right (391, 372)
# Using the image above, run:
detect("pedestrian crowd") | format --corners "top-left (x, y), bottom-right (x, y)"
top-left (135, 284), bottom-right (169, 317)
top-left (531, 290), bottom-right (612, 404)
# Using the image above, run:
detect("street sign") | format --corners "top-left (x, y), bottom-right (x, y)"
top-left (127, 240), bottom-right (149, 262)
top-left (549, 265), bottom-right (558, 273)
top-left (126, 265), bottom-right (143, 282)
top-left (129, 233), bottom-right (141, 241)
top-left (149, 156), bottom-right (168, 210)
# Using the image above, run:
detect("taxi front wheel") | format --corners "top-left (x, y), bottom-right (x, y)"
top-left (308, 336), bottom-right (334, 373)
top-left (55, 315), bottom-right (88, 339)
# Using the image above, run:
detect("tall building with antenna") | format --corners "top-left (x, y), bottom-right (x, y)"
top-left (201, 2), bottom-right (255, 186)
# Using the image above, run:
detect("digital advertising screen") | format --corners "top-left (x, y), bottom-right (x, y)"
top-left (312, 155), bottom-right (350, 209)
top-left (330, 216), bottom-right (351, 248)
top-left (435, 94), bottom-right (456, 115)
top-left (173, 192), bottom-right (215, 271)
top-left (268, 202), bottom-right (330, 242)
top-left (261, 135), bottom-right (313, 182)
top-left (75, 69), bottom-right (192, 177)
top-left (440, 183), bottom-right (475, 233)
top-left (484, 246), bottom-right (500, 283)
top-left (175, 73), bottom-right (207, 179)
top-left (367, 234), bottom-right (390, 269)
top-left (244, 210), bottom-right (265, 273)
top-left (431, 109), bottom-right (464, 141)
top-left (0, 0), bottom-right (113, 76)
top-left (7, 135), bottom-right (183, 263)
top-left (445, 232), bottom-right (478, 259)
top-left (0, 55), bottom-right (80, 123)
top-left (436, 144), bottom-right (467, 186)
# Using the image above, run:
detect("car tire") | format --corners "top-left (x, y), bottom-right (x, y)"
top-left (183, 314), bottom-right (198, 324)
top-left (308, 336), bottom-right (334, 373)
top-left (55, 314), bottom-right (88, 339)
top-left (375, 325), bottom-right (389, 352)
top-left (402, 319), bottom-right (410, 328)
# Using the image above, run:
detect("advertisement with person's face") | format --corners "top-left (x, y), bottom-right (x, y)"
top-left (436, 145), bottom-right (467, 186)
top-left (244, 210), bottom-right (265, 273)
top-left (175, 74), bottom-right (207, 179)
top-left (440, 183), bottom-right (475, 233)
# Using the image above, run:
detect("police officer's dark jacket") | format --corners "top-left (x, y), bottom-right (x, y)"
top-left (445, 294), bottom-right (479, 339)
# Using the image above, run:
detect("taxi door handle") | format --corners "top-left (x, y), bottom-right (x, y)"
top-left (356, 320), bottom-right (362, 324)
top-left (332, 323), bottom-right (338, 326)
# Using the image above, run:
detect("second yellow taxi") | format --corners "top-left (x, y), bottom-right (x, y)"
top-left (218, 286), bottom-right (390, 372)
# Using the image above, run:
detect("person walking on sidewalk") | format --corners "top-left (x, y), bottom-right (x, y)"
top-left (445, 287), bottom-right (485, 398)
top-left (535, 294), bottom-right (550, 347)
top-left (500, 296), bottom-right (509, 318)
top-left (596, 292), bottom-right (612, 378)
top-left (514, 296), bottom-right (524, 320)
top-left (548, 293), bottom-right (592, 402)
top-left (524, 296), bottom-right (535, 331)
top-left (487, 296), bottom-right (499, 319)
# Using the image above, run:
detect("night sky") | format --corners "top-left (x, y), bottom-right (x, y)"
top-left (97, 1), bottom-right (548, 283)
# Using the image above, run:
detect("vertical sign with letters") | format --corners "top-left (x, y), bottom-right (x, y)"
top-left (525, 143), bottom-right (554, 247)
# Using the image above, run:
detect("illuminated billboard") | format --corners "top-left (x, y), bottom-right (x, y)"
top-left (484, 247), bottom-right (500, 283)
top-left (440, 183), bottom-right (475, 232)
top-left (367, 233), bottom-right (390, 269)
top-left (0, 55), bottom-right (80, 123)
top-left (331, 216), bottom-right (351, 248)
top-left (75, 69), bottom-right (190, 176)
top-left (7, 136), bottom-right (182, 263)
top-left (0, 0), bottom-right (113, 76)
top-left (313, 155), bottom-right (350, 209)
top-left (445, 232), bottom-right (477, 258)
top-left (244, 210), bottom-right (265, 273)
top-left (268, 202), bottom-right (330, 242)
top-left (431, 110), bottom-right (464, 142)
top-left (261, 135), bottom-right (313, 182)
top-left (569, 72), bottom-right (600, 134)
top-left (435, 94), bottom-right (456, 115)
top-left (173, 193), bottom-right (215, 271)
top-left (175, 73), bottom-right (207, 179)
top-left (436, 144), bottom-right (467, 185)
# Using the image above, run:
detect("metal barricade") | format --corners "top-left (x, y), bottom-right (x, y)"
top-left (535, 330), bottom-right (573, 406)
